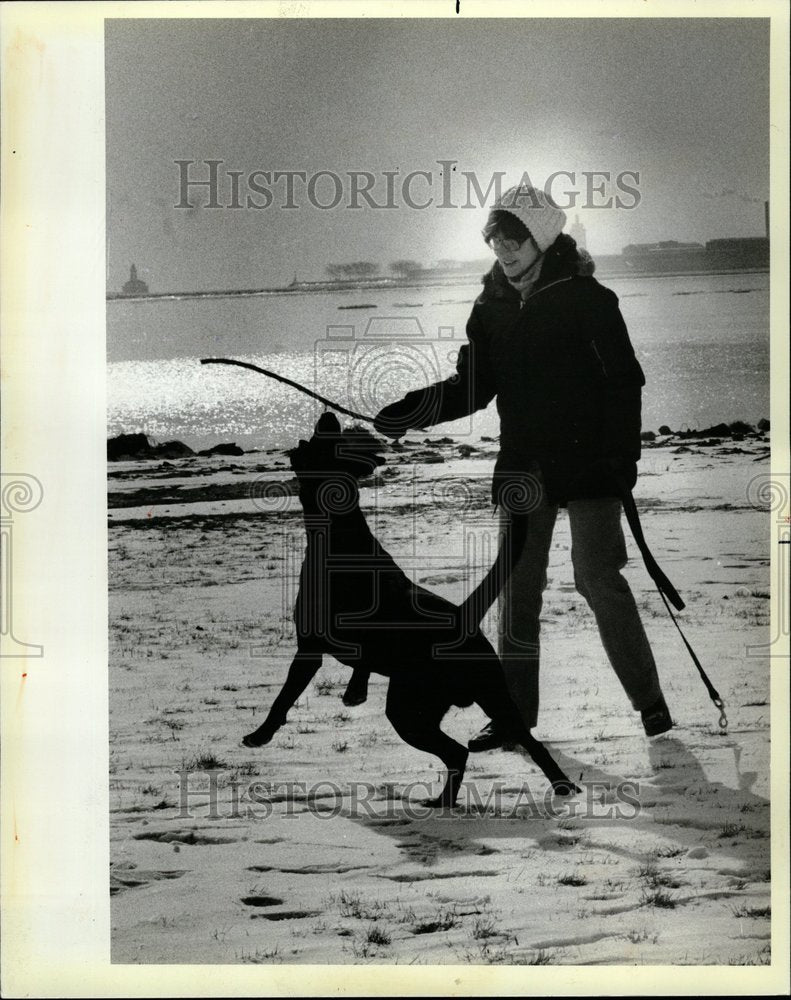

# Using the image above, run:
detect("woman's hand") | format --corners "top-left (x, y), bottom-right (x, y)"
top-left (374, 399), bottom-right (416, 439)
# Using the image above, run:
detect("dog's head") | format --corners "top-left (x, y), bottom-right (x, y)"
top-left (288, 412), bottom-right (386, 483)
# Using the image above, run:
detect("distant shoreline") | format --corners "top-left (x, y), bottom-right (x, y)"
top-left (106, 266), bottom-right (769, 303)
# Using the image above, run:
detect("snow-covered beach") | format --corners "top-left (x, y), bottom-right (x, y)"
top-left (108, 428), bottom-right (773, 966)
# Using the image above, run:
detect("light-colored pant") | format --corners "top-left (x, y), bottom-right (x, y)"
top-left (497, 490), bottom-right (663, 729)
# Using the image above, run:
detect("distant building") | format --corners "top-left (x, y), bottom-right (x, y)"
top-left (704, 237), bottom-right (769, 270)
top-left (122, 264), bottom-right (149, 296)
top-left (623, 239), bottom-right (705, 255)
top-left (568, 214), bottom-right (587, 250)
top-left (619, 237), bottom-right (768, 274)
top-left (621, 240), bottom-right (707, 273)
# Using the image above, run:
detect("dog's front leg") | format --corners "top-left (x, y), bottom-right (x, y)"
top-left (242, 652), bottom-right (322, 748)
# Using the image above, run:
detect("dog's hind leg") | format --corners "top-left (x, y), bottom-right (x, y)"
top-left (385, 681), bottom-right (468, 808)
top-left (474, 676), bottom-right (581, 796)
top-left (515, 732), bottom-right (580, 796)
top-left (342, 669), bottom-right (369, 707)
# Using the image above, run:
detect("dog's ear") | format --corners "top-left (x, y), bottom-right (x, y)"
top-left (315, 411), bottom-right (341, 435)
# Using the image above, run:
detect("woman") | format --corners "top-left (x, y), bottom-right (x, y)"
top-left (374, 183), bottom-right (672, 746)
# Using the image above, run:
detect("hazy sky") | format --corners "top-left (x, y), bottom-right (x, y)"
top-left (106, 17), bottom-right (770, 293)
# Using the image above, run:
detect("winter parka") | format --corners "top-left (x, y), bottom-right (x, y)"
top-left (376, 242), bottom-right (646, 507)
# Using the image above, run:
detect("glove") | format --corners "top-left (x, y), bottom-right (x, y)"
top-left (601, 454), bottom-right (637, 491)
top-left (374, 397), bottom-right (420, 439)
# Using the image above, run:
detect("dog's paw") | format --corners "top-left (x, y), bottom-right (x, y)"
top-left (341, 690), bottom-right (368, 707)
top-left (420, 794), bottom-right (459, 810)
top-left (341, 674), bottom-right (369, 707)
top-left (241, 727), bottom-right (277, 749)
top-left (551, 780), bottom-right (582, 797)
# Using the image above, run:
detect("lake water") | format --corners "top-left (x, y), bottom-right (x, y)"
top-left (107, 272), bottom-right (770, 452)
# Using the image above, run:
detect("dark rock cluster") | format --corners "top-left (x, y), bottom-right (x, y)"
top-left (108, 434), bottom-right (245, 461)
top-left (107, 433), bottom-right (194, 461)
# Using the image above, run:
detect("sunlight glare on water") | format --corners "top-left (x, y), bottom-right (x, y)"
top-left (107, 272), bottom-right (769, 450)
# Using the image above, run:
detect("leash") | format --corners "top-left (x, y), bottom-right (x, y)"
top-left (200, 358), bottom-right (727, 731)
top-left (616, 475), bottom-right (728, 732)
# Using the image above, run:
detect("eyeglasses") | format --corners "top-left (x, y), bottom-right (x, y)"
top-left (487, 235), bottom-right (528, 253)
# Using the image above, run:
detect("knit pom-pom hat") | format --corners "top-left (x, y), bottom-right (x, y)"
top-left (493, 184), bottom-right (567, 252)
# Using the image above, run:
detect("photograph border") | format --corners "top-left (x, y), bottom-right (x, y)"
top-left (1, 1), bottom-right (789, 995)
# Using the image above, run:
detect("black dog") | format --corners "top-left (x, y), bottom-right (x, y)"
top-left (243, 413), bottom-right (579, 807)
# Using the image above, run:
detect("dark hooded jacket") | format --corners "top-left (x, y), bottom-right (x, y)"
top-left (376, 237), bottom-right (645, 506)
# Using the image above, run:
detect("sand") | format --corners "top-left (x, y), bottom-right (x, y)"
top-left (108, 432), bottom-right (773, 966)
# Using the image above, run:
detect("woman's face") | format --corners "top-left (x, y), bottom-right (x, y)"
top-left (490, 230), bottom-right (541, 280)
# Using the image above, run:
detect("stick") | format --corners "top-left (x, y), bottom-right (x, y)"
top-left (200, 357), bottom-right (375, 424)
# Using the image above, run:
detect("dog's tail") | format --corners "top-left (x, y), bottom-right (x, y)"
top-left (458, 514), bottom-right (528, 626)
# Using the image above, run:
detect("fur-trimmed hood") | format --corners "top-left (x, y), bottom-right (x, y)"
top-left (480, 237), bottom-right (596, 301)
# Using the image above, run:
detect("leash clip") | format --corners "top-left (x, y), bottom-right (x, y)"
top-left (714, 698), bottom-right (728, 733)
